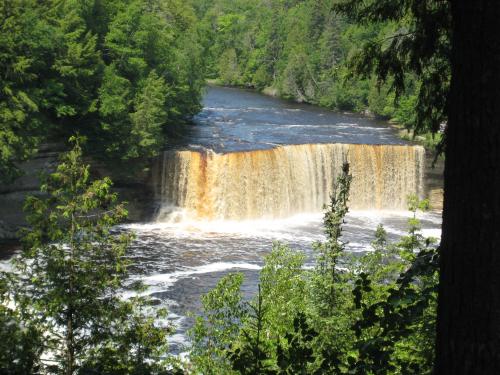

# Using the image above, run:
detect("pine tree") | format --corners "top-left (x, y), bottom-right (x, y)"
top-left (9, 137), bottom-right (170, 374)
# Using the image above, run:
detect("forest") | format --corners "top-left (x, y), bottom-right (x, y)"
top-left (0, 0), bottom-right (204, 184)
top-left (1, 0), bottom-right (499, 374)
top-left (194, 0), bottom-right (447, 144)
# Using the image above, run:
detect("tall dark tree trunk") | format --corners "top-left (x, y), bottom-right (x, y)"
top-left (436, 1), bottom-right (500, 373)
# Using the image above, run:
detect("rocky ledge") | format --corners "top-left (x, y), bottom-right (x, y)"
top-left (0, 144), bottom-right (156, 242)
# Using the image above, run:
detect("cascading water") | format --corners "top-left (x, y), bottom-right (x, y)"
top-left (0, 86), bottom-right (440, 354)
top-left (115, 87), bottom-right (443, 352)
top-left (153, 143), bottom-right (425, 222)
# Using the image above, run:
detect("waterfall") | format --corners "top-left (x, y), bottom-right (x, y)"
top-left (153, 143), bottom-right (425, 221)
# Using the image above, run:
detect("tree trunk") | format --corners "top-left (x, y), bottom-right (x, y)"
top-left (435, 1), bottom-right (500, 373)
top-left (66, 312), bottom-right (74, 375)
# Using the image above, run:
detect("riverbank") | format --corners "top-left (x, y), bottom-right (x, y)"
top-left (206, 80), bottom-right (444, 154)
top-left (0, 143), bottom-right (157, 243)
top-left (1, 85), bottom-right (443, 243)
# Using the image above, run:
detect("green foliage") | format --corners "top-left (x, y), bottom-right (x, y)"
top-left (349, 196), bottom-right (438, 374)
top-left (97, 0), bottom-right (203, 163)
top-left (129, 71), bottom-right (169, 159)
top-left (0, 0), bottom-right (47, 183)
top-left (190, 273), bottom-right (246, 374)
top-left (194, 0), bottom-right (441, 136)
top-left (218, 49), bottom-right (241, 85)
top-left (259, 242), bottom-right (307, 338)
top-left (191, 166), bottom-right (439, 374)
top-left (333, 0), bottom-right (451, 135)
top-left (276, 313), bottom-right (318, 375)
top-left (0, 0), bottom-right (204, 182)
top-left (229, 287), bottom-right (275, 375)
top-left (0, 272), bottom-right (43, 374)
top-left (312, 162), bottom-right (352, 313)
top-left (0, 138), bottom-right (171, 374)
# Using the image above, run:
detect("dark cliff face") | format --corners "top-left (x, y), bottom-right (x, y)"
top-left (0, 144), bottom-right (156, 242)
top-left (0, 143), bottom-right (60, 241)
top-left (91, 160), bottom-right (157, 226)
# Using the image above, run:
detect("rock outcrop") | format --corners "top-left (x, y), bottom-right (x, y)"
top-left (0, 144), bottom-right (155, 241)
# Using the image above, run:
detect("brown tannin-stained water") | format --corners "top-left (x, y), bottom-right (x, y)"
top-left (153, 144), bottom-right (425, 221)
top-left (0, 86), bottom-right (442, 354)
top-left (122, 86), bottom-right (441, 353)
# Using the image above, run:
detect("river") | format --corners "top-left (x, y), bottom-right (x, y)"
top-left (120, 86), bottom-right (442, 353)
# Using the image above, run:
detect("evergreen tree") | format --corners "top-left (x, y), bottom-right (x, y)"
top-left (0, 272), bottom-right (43, 374)
top-left (436, 1), bottom-right (500, 373)
top-left (4, 137), bottom-right (170, 374)
top-left (333, 0), bottom-right (500, 372)
top-left (0, 0), bottom-right (52, 183)
top-left (0, 0), bottom-right (204, 182)
top-left (129, 70), bottom-right (169, 159)
top-left (333, 0), bottom-right (451, 134)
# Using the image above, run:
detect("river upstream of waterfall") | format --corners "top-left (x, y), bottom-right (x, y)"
top-left (119, 86), bottom-right (442, 353)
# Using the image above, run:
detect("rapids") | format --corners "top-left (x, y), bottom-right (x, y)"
top-left (0, 86), bottom-right (442, 354)
top-left (126, 86), bottom-right (441, 353)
